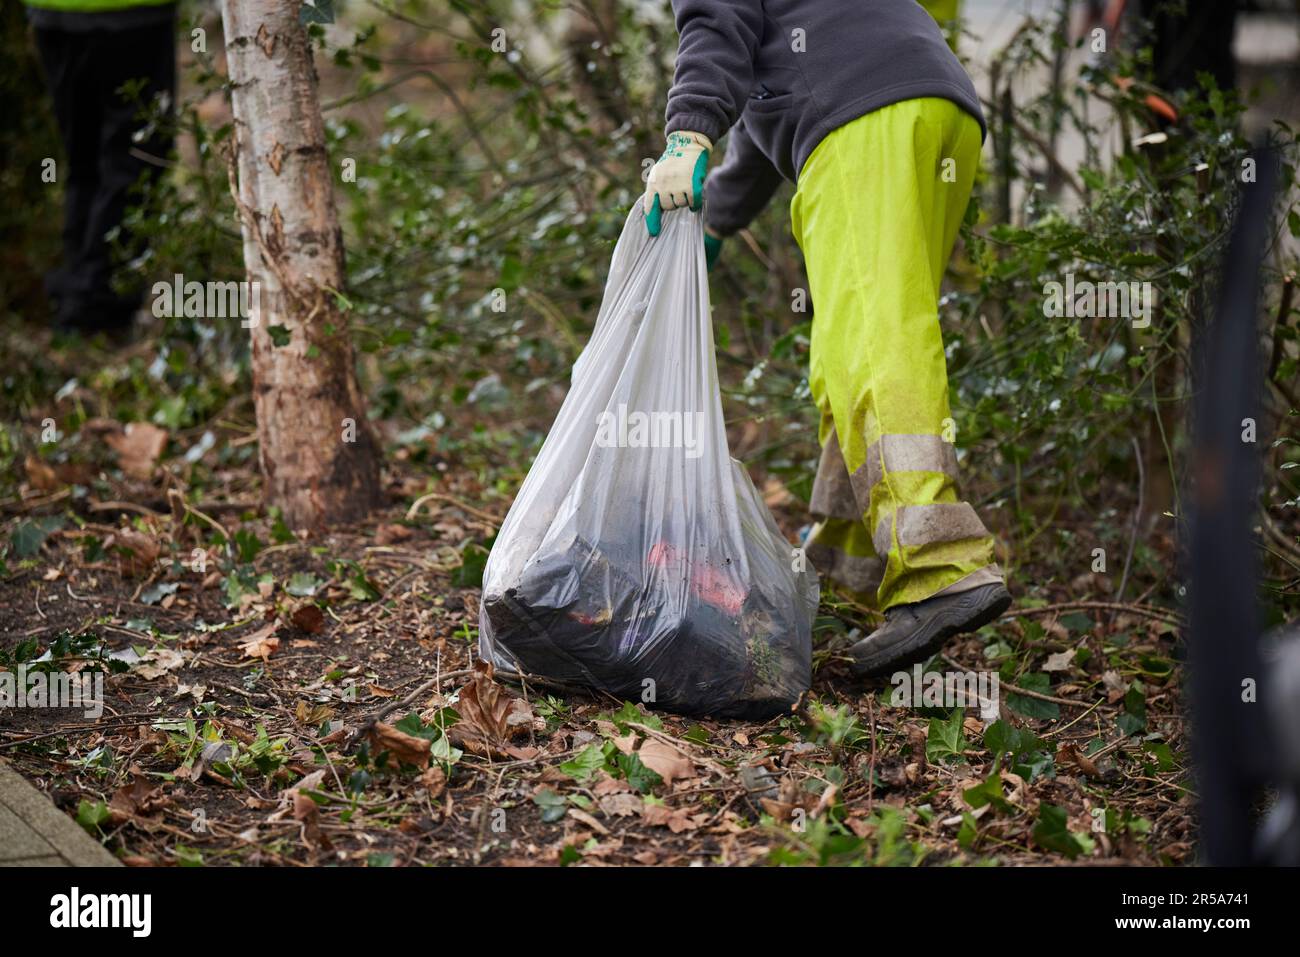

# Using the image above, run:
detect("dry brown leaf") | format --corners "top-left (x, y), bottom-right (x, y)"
top-left (636, 739), bottom-right (695, 785)
top-left (592, 774), bottom-right (632, 796)
top-left (112, 529), bottom-right (160, 577)
top-left (279, 770), bottom-right (326, 811)
top-left (759, 798), bottom-right (795, 823)
top-left (108, 775), bottom-right (169, 825)
top-left (293, 790), bottom-right (331, 849)
top-left (239, 623), bottom-right (280, 660)
top-left (447, 663), bottom-right (534, 757)
top-left (641, 803), bottom-right (702, 833)
top-left (289, 603), bottom-right (325, 634)
top-left (24, 455), bottom-right (59, 492)
top-left (105, 422), bottom-right (168, 480)
top-left (366, 721), bottom-right (431, 769)
top-left (567, 807), bottom-right (609, 835)
top-left (374, 523), bottom-right (414, 545)
top-left (135, 647), bottom-right (186, 680)
top-left (1058, 743), bottom-right (1102, 779)
top-left (1043, 650), bottom-right (1076, 672)
top-left (845, 816), bottom-right (874, 839)
top-left (811, 783), bottom-right (839, 819)
top-left (420, 765), bottom-right (447, 800)
top-left (598, 792), bottom-right (642, 818)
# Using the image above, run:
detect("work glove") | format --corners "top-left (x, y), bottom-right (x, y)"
top-left (643, 130), bottom-right (712, 237)
top-left (703, 227), bottom-right (723, 271)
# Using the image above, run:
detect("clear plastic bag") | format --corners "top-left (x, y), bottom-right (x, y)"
top-left (479, 206), bottom-right (819, 719)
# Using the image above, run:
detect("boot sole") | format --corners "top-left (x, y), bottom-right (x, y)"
top-left (850, 585), bottom-right (1012, 678)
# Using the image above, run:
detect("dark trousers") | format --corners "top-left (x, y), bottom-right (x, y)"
top-left (33, 17), bottom-right (175, 330)
top-left (1137, 0), bottom-right (1238, 96)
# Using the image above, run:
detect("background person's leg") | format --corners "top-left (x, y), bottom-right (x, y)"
top-left (792, 97), bottom-right (1002, 614)
top-left (81, 17), bottom-right (176, 331)
top-left (32, 26), bottom-right (101, 326)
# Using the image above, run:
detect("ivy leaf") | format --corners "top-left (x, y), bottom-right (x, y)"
top-left (1033, 803), bottom-right (1093, 859)
top-left (11, 517), bottom-right (63, 559)
top-left (1058, 611), bottom-right (1093, 633)
top-left (1142, 741), bottom-right (1174, 772)
top-left (925, 708), bottom-right (966, 763)
top-left (1118, 680), bottom-right (1148, 736)
top-left (346, 569), bottom-right (381, 601)
top-left (222, 566), bottom-right (262, 608)
top-left (962, 773), bottom-right (1010, 813)
top-left (559, 744), bottom-right (607, 784)
top-left (614, 752), bottom-right (663, 794)
top-left (76, 799), bottom-right (111, 834)
top-left (533, 788), bottom-right (567, 823)
top-left (603, 701), bottom-right (663, 734)
top-left (429, 734), bottom-right (463, 769)
top-left (1006, 672), bottom-right (1060, 720)
top-left (233, 528), bottom-right (264, 563)
top-left (451, 542), bottom-right (490, 588)
top-left (957, 812), bottom-right (979, 849)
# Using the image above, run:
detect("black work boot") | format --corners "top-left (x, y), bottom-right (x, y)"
top-left (848, 582), bottom-right (1011, 677)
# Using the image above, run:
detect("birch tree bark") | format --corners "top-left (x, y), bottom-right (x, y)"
top-left (220, 0), bottom-right (381, 527)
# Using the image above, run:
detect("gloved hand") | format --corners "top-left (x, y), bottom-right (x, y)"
top-left (703, 227), bottom-right (723, 271)
top-left (643, 130), bottom-right (712, 237)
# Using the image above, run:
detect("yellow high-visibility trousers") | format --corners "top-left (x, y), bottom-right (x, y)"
top-left (919, 0), bottom-right (960, 23)
top-left (790, 97), bottom-right (1003, 612)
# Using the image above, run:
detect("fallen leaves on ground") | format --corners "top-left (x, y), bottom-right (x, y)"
top-left (239, 623), bottom-right (280, 660)
top-left (110, 529), bottom-right (159, 577)
top-left (288, 602), bottom-right (326, 634)
top-left (366, 720), bottom-right (433, 770)
top-left (108, 775), bottom-right (170, 825)
top-left (447, 663), bottom-right (538, 759)
top-left (104, 422), bottom-right (168, 480)
top-left (634, 739), bottom-right (695, 785)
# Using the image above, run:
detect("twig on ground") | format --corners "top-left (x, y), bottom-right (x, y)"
top-left (405, 491), bottom-right (503, 526)
top-left (344, 668), bottom-right (475, 748)
top-left (1006, 600), bottom-right (1182, 626)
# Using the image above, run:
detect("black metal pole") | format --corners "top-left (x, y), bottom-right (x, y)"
top-left (1187, 144), bottom-right (1277, 865)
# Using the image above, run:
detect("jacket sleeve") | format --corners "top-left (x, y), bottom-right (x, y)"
top-left (664, 0), bottom-right (764, 144)
top-left (704, 117), bottom-right (785, 236)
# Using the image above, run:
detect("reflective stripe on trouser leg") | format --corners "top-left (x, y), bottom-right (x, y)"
top-left (805, 426), bottom-right (884, 600)
top-left (792, 97), bottom-right (1003, 611)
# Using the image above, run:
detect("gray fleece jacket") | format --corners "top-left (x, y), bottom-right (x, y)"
top-left (663, 0), bottom-right (986, 236)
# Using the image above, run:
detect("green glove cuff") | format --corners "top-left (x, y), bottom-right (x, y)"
top-left (703, 232), bottom-right (723, 271)
top-left (690, 149), bottom-right (709, 212)
top-left (646, 195), bottom-right (663, 237)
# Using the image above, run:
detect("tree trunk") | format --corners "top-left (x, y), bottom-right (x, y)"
top-left (220, 0), bottom-right (381, 527)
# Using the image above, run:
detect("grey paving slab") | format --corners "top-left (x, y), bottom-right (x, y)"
top-left (7, 855), bottom-right (67, 866)
top-left (0, 803), bottom-right (58, 861)
top-left (0, 760), bottom-right (119, 867)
